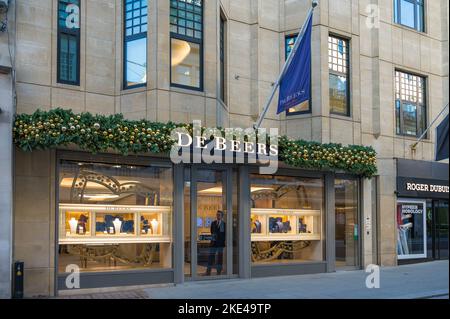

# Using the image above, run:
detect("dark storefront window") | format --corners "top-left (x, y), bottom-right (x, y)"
top-left (124, 0), bottom-right (148, 89)
top-left (170, 0), bottom-right (203, 90)
top-left (57, 0), bottom-right (80, 85)
top-left (397, 200), bottom-right (427, 259)
top-left (250, 174), bottom-right (324, 264)
top-left (58, 161), bottom-right (173, 273)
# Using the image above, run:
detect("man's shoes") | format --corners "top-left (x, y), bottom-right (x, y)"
top-left (204, 270), bottom-right (211, 276)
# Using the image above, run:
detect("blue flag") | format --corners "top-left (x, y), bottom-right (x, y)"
top-left (277, 14), bottom-right (312, 114)
top-left (435, 114), bottom-right (449, 161)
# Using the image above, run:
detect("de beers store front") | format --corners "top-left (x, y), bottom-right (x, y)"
top-left (14, 141), bottom-right (371, 296)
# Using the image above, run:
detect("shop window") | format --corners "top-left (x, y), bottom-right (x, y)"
top-left (250, 174), bottom-right (324, 264)
top-left (395, 70), bottom-right (427, 137)
top-left (58, 161), bottom-right (173, 273)
top-left (285, 34), bottom-right (311, 115)
top-left (328, 35), bottom-right (350, 116)
top-left (57, 0), bottom-right (80, 85)
top-left (170, 0), bottom-right (203, 90)
top-left (124, 0), bottom-right (148, 89)
top-left (397, 200), bottom-right (427, 259)
top-left (394, 0), bottom-right (425, 32)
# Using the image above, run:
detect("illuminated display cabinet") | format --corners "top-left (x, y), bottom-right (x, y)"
top-left (251, 208), bottom-right (321, 242)
top-left (59, 204), bottom-right (172, 244)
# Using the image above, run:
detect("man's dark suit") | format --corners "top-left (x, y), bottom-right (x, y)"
top-left (207, 219), bottom-right (226, 275)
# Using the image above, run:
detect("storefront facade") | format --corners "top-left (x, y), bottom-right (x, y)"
top-left (35, 149), bottom-right (366, 293)
top-left (5, 0), bottom-right (448, 299)
top-left (396, 159), bottom-right (449, 263)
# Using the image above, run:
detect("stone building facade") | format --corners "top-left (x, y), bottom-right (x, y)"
top-left (1, 0), bottom-right (448, 297)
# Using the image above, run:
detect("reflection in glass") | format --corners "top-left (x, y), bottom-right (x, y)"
top-left (196, 170), bottom-right (227, 276)
top-left (402, 103), bottom-right (417, 136)
top-left (126, 37), bottom-right (147, 87)
top-left (400, 0), bottom-right (416, 29)
top-left (397, 201), bottom-right (426, 258)
top-left (329, 73), bottom-right (348, 115)
top-left (335, 179), bottom-right (360, 269)
top-left (59, 34), bottom-right (78, 83)
top-left (171, 38), bottom-right (200, 88)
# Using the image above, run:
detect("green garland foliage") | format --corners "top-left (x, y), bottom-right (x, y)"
top-left (13, 108), bottom-right (377, 177)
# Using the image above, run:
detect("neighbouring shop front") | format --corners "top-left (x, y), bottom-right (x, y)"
top-left (52, 150), bottom-right (364, 292)
top-left (396, 159), bottom-right (449, 263)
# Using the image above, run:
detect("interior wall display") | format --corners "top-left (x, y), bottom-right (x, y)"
top-left (250, 174), bottom-right (324, 263)
top-left (58, 161), bottom-right (173, 272)
top-left (397, 200), bottom-right (427, 259)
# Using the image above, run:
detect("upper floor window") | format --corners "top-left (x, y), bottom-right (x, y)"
top-left (285, 34), bottom-right (311, 115)
top-left (57, 0), bottom-right (80, 85)
top-left (328, 35), bottom-right (350, 116)
top-left (124, 0), bottom-right (148, 89)
top-left (394, 0), bottom-right (425, 32)
top-left (170, 0), bottom-right (203, 90)
top-left (395, 70), bottom-right (427, 137)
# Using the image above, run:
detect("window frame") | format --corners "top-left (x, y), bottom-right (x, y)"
top-left (169, 0), bottom-right (204, 92)
top-left (393, 0), bottom-right (426, 33)
top-left (123, 0), bottom-right (148, 90)
top-left (394, 69), bottom-right (428, 138)
top-left (328, 34), bottom-right (351, 117)
top-left (57, 0), bottom-right (81, 86)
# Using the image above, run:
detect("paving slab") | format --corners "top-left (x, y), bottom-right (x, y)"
top-left (144, 260), bottom-right (449, 299)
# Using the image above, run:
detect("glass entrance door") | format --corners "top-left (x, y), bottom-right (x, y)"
top-left (434, 200), bottom-right (449, 260)
top-left (335, 179), bottom-right (360, 270)
top-left (184, 167), bottom-right (237, 280)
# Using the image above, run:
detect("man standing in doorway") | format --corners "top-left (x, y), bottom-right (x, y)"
top-left (206, 211), bottom-right (226, 276)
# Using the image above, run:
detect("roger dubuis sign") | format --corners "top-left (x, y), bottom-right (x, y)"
top-left (397, 177), bottom-right (449, 199)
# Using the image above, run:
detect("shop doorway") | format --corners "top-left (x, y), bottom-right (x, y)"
top-left (335, 178), bottom-right (360, 270)
top-left (184, 167), bottom-right (239, 280)
top-left (432, 200), bottom-right (449, 260)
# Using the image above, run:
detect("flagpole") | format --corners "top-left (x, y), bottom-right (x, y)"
top-left (254, 0), bottom-right (318, 130)
top-left (410, 103), bottom-right (449, 151)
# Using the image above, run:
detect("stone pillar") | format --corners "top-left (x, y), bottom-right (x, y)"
top-left (362, 178), bottom-right (374, 267)
top-left (0, 0), bottom-right (15, 299)
top-left (0, 70), bottom-right (13, 299)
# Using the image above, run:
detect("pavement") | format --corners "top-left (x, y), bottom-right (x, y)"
top-left (58, 260), bottom-right (449, 299)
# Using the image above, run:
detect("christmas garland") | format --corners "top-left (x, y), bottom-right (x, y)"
top-left (13, 108), bottom-right (377, 177)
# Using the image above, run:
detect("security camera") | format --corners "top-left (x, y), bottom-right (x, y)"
top-left (0, 0), bottom-right (9, 14)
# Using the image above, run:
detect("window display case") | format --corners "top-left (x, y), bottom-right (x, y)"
top-left (251, 209), bottom-right (321, 241)
top-left (59, 204), bottom-right (171, 244)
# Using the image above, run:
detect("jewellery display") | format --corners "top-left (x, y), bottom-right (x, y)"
top-left (69, 218), bottom-right (78, 235)
top-left (150, 219), bottom-right (159, 235)
top-left (59, 204), bottom-right (171, 244)
top-left (251, 208), bottom-right (321, 241)
top-left (113, 218), bottom-right (122, 235)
